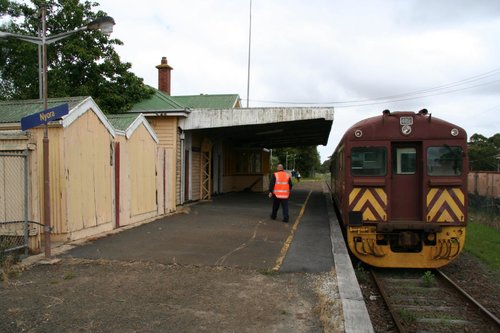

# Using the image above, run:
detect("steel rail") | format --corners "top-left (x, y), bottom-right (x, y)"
top-left (436, 269), bottom-right (500, 329)
top-left (370, 269), bottom-right (406, 333)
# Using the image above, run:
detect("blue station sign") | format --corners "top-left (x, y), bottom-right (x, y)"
top-left (21, 103), bottom-right (69, 131)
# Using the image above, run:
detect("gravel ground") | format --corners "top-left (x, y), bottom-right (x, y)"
top-left (0, 258), bottom-right (344, 333)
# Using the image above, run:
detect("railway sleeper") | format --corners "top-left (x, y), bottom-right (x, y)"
top-left (392, 304), bottom-right (460, 312)
top-left (388, 294), bottom-right (449, 304)
top-left (416, 318), bottom-right (473, 326)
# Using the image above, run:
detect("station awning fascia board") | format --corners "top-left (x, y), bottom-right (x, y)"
top-left (183, 107), bottom-right (333, 129)
top-left (181, 107), bottom-right (334, 148)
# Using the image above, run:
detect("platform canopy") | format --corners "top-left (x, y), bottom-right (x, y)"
top-left (181, 107), bottom-right (334, 148)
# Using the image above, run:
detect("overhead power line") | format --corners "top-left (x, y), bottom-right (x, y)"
top-left (246, 68), bottom-right (500, 107)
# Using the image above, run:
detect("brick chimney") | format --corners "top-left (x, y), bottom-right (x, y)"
top-left (156, 56), bottom-right (173, 95)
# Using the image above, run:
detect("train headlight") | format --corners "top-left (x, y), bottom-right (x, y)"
top-left (354, 129), bottom-right (363, 138)
top-left (427, 233), bottom-right (436, 241)
top-left (451, 128), bottom-right (459, 136)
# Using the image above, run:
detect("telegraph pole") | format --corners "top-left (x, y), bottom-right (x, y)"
top-left (246, 0), bottom-right (252, 107)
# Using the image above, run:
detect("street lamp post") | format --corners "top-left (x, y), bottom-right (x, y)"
top-left (0, 6), bottom-right (115, 257)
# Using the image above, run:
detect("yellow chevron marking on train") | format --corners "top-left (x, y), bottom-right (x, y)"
top-left (452, 188), bottom-right (464, 204)
top-left (438, 210), bottom-right (453, 222)
top-left (427, 190), bottom-right (452, 219)
top-left (375, 188), bottom-right (387, 205)
top-left (363, 207), bottom-right (376, 221)
top-left (427, 188), bottom-right (464, 222)
top-left (352, 189), bottom-right (386, 221)
top-left (349, 188), bottom-right (361, 204)
top-left (426, 188), bottom-right (438, 205)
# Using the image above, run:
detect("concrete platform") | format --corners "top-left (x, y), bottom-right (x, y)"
top-left (322, 183), bottom-right (374, 333)
top-left (53, 180), bottom-right (373, 332)
top-left (63, 182), bottom-right (331, 271)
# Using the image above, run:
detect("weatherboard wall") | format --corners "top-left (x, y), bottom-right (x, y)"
top-left (128, 124), bottom-right (158, 222)
top-left (114, 124), bottom-right (159, 227)
top-left (57, 109), bottom-right (115, 241)
top-left (145, 117), bottom-right (177, 212)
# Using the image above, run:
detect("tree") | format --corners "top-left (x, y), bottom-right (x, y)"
top-left (468, 133), bottom-right (500, 171)
top-left (0, 0), bottom-right (9, 14)
top-left (319, 158), bottom-right (331, 174)
top-left (0, 0), bottom-right (153, 113)
top-left (272, 146), bottom-right (321, 178)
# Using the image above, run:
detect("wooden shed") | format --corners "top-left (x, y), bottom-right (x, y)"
top-left (129, 89), bottom-right (190, 210)
top-left (0, 96), bottom-right (116, 248)
top-left (107, 114), bottom-right (161, 227)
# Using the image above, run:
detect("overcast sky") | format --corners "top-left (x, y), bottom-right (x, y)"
top-left (97, 0), bottom-right (500, 161)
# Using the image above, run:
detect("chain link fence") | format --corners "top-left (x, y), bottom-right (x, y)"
top-left (469, 194), bottom-right (500, 216)
top-left (0, 150), bottom-right (29, 256)
top-left (468, 172), bottom-right (500, 216)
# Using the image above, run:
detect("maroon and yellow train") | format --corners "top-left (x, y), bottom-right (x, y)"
top-left (330, 109), bottom-right (468, 268)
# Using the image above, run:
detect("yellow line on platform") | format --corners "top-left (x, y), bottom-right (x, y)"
top-left (272, 190), bottom-right (312, 272)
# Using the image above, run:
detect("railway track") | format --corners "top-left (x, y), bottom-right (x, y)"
top-left (371, 268), bottom-right (500, 333)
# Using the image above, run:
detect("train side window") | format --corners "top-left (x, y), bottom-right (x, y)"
top-left (351, 147), bottom-right (386, 176)
top-left (394, 147), bottom-right (416, 175)
top-left (427, 146), bottom-right (463, 176)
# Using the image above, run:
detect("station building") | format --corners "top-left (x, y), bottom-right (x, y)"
top-left (0, 57), bottom-right (334, 252)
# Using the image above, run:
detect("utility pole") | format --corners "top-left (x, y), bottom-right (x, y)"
top-left (246, 0), bottom-right (252, 108)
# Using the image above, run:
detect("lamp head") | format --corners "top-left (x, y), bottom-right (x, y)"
top-left (87, 16), bottom-right (115, 35)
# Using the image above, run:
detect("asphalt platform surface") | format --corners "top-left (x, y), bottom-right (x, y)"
top-left (64, 181), bottom-right (334, 273)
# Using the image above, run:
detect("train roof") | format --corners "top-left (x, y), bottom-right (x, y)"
top-left (342, 109), bottom-right (467, 143)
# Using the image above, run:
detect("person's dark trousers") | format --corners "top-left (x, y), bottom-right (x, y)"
top-left (271, 196), bottom-right (289, 222)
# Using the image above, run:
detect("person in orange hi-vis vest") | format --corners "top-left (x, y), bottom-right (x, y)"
top-left (268, 164), bottom-right (293, 223)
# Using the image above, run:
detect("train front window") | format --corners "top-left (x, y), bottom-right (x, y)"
top-left (427, 146), bottom-right (463, 176)
top-left (394, 147), bottom-right (416, 175)
top-left (351, 147), bottom-right (386, 176)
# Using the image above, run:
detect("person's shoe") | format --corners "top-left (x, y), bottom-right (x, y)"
top-left (282, 219), bottom-right (288, 223)
top-left (270, 215), bottom-right (276, 220)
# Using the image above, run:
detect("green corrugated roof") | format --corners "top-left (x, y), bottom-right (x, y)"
top-left (173, 94), bottom-right (240, 109)
top-left (107, 113), bottom-right (139, 131)
top-left (0, 96), bottom-right (88, 123)
top-left (130, 88), bottom-right (186, 112)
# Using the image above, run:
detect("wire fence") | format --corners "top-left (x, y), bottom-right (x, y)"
top-left (468, 172), bottom-right (500, 217)
top-left (469, 194), bottom-right (500, 216)
top-left (0, 151), bottom-right (29, 256)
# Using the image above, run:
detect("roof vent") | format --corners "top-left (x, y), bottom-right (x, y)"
top-left (382, 109), bottom-right (391, 115)
top-left (418, 108), bottom-right (428, 115)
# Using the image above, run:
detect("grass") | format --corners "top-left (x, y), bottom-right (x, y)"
top-left (354, 262), bottom-right (370, 284)
top-left (397, 308), bottom-right (416, 325)
top-left (421, 271), bottom-right (436, 288)
top-left (0, 252), bottom-right (20, 285)
top-left (465, 217), bottom-right (500, 272)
